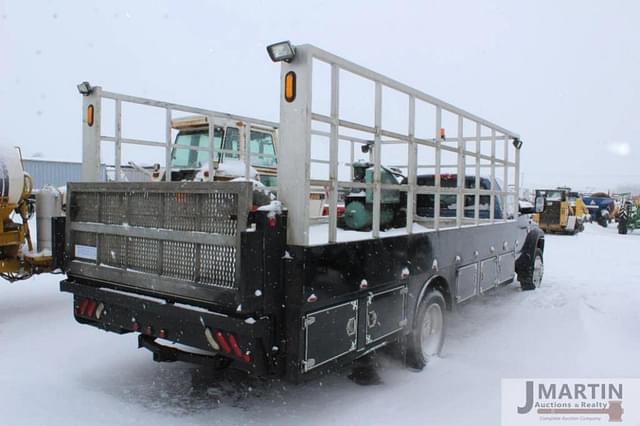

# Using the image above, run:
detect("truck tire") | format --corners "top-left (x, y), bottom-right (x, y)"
top-left (405, 289), bottom-right (446, 370)
top-left (618, 216), bottom-right (628, 235)
top-left (520, 248), bottom-right (544, 291)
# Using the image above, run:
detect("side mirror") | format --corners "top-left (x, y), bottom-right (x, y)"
top-left (534, 196), bottom-right (545, 213)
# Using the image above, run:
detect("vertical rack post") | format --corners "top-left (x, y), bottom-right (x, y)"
top-left (114, 99), bottom-right (122, 182)
top-left (503, 135), bottom-right (509, 221)
top-left (474, 122), bottom-right (481, 224)
top-left (515, 142), bottom-right (520, 206)
top-left (456, 115), bottom-right (464, 227)
top-left (278, 47), bottom-right (313, 246)
top-left (208, 118), bottom-right (216, 182)
top-left (165, 108), bottom-right (173, 182)
top-left (434, 106), bottom-right (442, 230)
top-left (406, 95), bottom-right (416, 233)
top-left (372, 82), bottom-right (382, 238)
top-left (328, 64), bottom-right (340, 243)
top-left (81, 86), bottom-right (102, 182)
top-left (242, 123), bottom-right (251, 180)
top-left (490, 129), bottom-right (496, 222)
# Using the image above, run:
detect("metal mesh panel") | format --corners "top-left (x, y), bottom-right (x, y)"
top-left (200, 193), bottom-right (238, 235)
top-left (128, 192), bottom-right (163, 228)
top-left (199, 244), bottom-right (236, 288)
top-left (98, 234), bottom-right (126, 267)
top-left (100, 193), bottom-right (125, 224)
top-left (162, 241), bottom-right (197, 281)
top-left (68, 182), bottom-right (250, 295)
top-left (164, 193), bottom-right (199, 232)
top-left (72, 193), bottom-right (100, 222)
top-left (73, 231), bottom-right (96, 246)
top-left (127, 237), bottom-right (160, 274)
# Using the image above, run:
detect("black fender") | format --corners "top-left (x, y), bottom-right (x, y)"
top-left (515, 226), bottom-right (544, 277)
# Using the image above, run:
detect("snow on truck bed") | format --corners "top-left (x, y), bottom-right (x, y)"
top-left (1, 224), bottom-right (640, 425)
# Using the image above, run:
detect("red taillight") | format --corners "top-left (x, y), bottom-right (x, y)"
top-left (159, 329), bottom-right (168, 339)
top-left (214, 331), bottom-right (232, 353)
top-left (227, 334), bottom-right (243, 358)
top-left (77, 299), bottom-right (89, 316)
top-left (322, 205), bottom-right (345, 217)
top-left (242, 352), bottom-right (253, 364)
top-left (267, 216), bottom-right (277, 228)
top-left (86, 300), bottom-right (97, 317)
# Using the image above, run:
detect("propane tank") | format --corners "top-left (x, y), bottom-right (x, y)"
top-left (36, 186), bottom-right (64, 253)
top-left (0, 145), bottom-right (26, 205)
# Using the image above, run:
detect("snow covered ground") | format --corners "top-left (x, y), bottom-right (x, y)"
top-left (1, 224), bottom-right (639, 425)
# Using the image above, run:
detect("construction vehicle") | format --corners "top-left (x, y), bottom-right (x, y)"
top-left (58, 41), bottom-right (544, 381)
top-left (583, 192), bottom-right (615, 227)
top-left (0, 146), bottom-right (60, 281)
top-left (617, 199), bottom-right (640, 234)
top-left (531, 188), bottom-right (581, 234)
top-left (567, 190), bottom-right (588, 230)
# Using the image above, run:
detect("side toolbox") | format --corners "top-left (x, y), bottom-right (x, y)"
top-left (365, 286), bottom-right (407, 345)
top-left (302, 301), bottom-right (358, 372)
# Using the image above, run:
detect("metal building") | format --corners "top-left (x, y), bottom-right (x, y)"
top-left (23, 158), bottom-right (106, 190)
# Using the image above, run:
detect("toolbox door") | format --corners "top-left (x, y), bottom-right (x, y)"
top-left (366, 286), bottom-right (407, 345)
top-left (302, 301), bottom-right (358, 372)
top-left (498, 252), bottom-right (516, 284)
top-left (456, 263), bottom-right (478, 303)
top-left (480, 257), bottom-right (498, 293)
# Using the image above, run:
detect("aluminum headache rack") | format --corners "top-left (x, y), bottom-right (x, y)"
top-left (78, 83), bottom-right (278, 182)
top-left (276, 43), bottom-right (522, 246)
top-left (65, 181), bottom-right (252, 304)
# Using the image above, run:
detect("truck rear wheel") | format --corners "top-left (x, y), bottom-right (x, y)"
top-left (520, 248), bottom-right (543, 291)
top-left (405, 289), bottom-right (446, 370)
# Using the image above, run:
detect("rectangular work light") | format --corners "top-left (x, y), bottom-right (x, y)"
top-left (266, 41), bottom-right (296, 63)
top-left (77, 81), bottom-right (93, 95)
top-left (512, 138), bottom-right (523, 149)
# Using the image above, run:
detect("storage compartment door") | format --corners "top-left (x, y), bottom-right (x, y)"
top-left (302, 301), bottom-right (358, 372)
top-left (456, 263), bottom-right (478, 303)
top-left (480, 257), bottom-right (498, 293)
top-left (366, 286), bottom-right (407, 344)
top-left (498, 252), bottom-right (516, 284)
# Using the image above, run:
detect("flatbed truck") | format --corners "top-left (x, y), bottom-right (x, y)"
top-left (60, 42), bottom-right (544, 382)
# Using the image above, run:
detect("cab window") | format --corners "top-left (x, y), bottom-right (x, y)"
top-left (250, 131), bottom-right (276, 167)
top-left (222, 128), bottom-right (276, 167)
top-left (171, 128), bottom-right (223, 169)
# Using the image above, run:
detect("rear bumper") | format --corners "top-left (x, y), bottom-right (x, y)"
top-left (60, 279), bottom-right (275, 375)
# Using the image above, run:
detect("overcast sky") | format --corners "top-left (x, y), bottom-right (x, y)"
top-left (1, 0), bottom-right (639, 191)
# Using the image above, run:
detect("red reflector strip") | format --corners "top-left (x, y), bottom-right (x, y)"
top-left (227, 334), bottom-right (243, 358)
top-left (85, 300), bottom-right (97, 317)
top-left (214, 331), bottom-right (231, 353)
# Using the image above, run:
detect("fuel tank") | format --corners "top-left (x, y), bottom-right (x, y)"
top-left (0, 145), bottom-right (26, 205)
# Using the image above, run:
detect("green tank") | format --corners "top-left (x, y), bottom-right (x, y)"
top-left (343, 199), bottom-right (395, 230)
